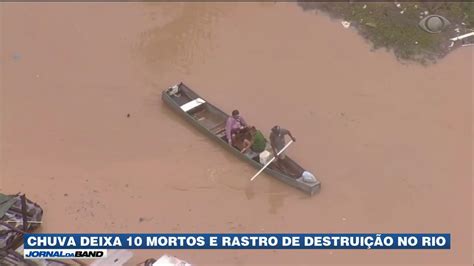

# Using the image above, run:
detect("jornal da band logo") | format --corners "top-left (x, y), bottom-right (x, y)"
top-left (23, 249), bottom-right (107, 259)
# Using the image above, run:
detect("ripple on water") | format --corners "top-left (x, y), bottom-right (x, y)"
top-left (134, 3), bottom-right (222, 74)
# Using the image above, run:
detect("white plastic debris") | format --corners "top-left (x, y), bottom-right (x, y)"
top-left (301, 171), bottom-right (317, 183)
top-left (341, 21), bottom-right (351, 29)
top-left (395, 2), bottom-right (401, 8)
top-left (424, 11), bottom-right (429, 15)
top-left (91, 250), bottom-right (134, 266)
top-left (168, 84), bottom-right (179, 95)
top-left (153, 254), bottom-right (192, 266)
top-left (450, 32), bottom-right (474, 41)
top-left (449, 42), bottom-right (455, 48)
top-left (454, 28), bottom-right (460, 33)
top-left (414, 41), bottom-right (418, 45)
top-left (414, 4), bottom-right (418, 8)
top-left (362, 4), bottom-right (367, 9)
top-left (400, 9), bottom-right (405, 14)
top-left (259, 150), bottom-right (272, 165)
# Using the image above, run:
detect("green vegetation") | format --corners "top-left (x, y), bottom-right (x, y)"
top-left (298, 2), bottom-right (474, 64)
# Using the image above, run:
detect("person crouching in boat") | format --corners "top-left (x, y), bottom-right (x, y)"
top-left (270, 125), bottom-right (296, 160)
top-left (225, 109), bottom-right (248, 146)
top-left (240, 126), bottom-right (267, 154)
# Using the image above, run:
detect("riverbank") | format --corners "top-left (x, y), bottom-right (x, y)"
top-left (298, 2), bottom-right (474, 64)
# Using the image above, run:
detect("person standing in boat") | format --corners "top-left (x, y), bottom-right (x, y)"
top-left (270, 125), bottom-right (296, 160)
top-left (225, 109), bottom-right (248, 146)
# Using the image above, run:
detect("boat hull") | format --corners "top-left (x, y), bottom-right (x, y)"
top-left (161, 82), bottom-right (321, 195)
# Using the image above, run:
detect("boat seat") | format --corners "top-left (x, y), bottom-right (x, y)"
top-left (192, 109), bottom-right (207, 121)
top-left (216, 130), bottom-right (226, 138)
top-left (210, 122), bottom-right (226, 135)
top-left (180, 98), bottom-right (206, 112)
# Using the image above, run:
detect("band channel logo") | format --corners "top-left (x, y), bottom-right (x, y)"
top-left (24, 249), bottom-right (107, 259)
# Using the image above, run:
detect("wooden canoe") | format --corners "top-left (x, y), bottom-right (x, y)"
top-left (162, 82), bottom-right (321, 195)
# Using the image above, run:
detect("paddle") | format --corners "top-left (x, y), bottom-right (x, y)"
top-left (250, 140), bottom-right (294, 181)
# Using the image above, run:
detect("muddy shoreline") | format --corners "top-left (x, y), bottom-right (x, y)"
top-left (298, 2), bottom-right (474, 64)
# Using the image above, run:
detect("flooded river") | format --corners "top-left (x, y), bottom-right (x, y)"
top-left (1, 3), bottom-right (472, 265)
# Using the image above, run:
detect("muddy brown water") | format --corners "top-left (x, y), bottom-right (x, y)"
top-left (1, 3), bottom-right (472, 265)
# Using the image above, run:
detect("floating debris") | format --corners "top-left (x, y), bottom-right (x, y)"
top-left (424, 11), bottom-right (429, 15)
top-left (362, 4), bottom-right (367, 9)
top-left (154, 254), bottom-right (192, 266)
top-left (449, 32), bottom-right (474, 48)
top-left (341, 21), bottom-right (351, 29)
top-left (414, 41), bottom-right (418, 45)
top-left (450, 32), bottom-right (474, 41)
top-left (454, 28), bottom-right (460, 33)
top-left (395, 2), bottom-right (401, 8)
top-left (93, 250), bottom-right (134, 265)
top-left (366, 22), bottom-right (377, 28)
top-left (461, 34), bottom-right (474, 47)
top-left (400, 8), bottom-right (406, 14)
